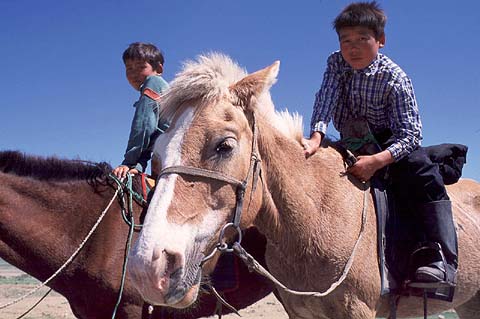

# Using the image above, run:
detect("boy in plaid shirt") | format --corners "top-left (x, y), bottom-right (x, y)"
top-left (303, 1), bottom-right (457, 285)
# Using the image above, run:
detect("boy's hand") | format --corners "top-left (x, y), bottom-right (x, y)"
top-left (302, 132), bottom-right (323, 158)
top-left (347, 155), bottom-right (378, 182)
top-left (347, 150), bottom-right (394, 182)
top-left (112, 165), bottom-right (139, 179)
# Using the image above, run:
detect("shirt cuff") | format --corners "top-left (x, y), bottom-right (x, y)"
top-left (311, 121), bottom-right (328, 136)
top-left (386, 144), bottom-right (405, 162)
top-left (134, 162), bottom-right (145, 173)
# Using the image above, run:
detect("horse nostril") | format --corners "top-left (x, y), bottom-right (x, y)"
top-left (165, 251), bottom-right (176, 272)
top-left (152, 248), bottom-right (183, 278)
top-left (164, 249), bottom-right (182, 279)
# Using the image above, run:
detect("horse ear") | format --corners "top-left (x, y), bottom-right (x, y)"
top-left (229, 61), bottom-right (280, 110)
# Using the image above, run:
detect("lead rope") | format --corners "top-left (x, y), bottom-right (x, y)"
top-left (0, 182), bottom-right (121, 313)
top-left (111, 173), bottom-right (137, 318)
top-left (233, 181), bottom-right (369, 298)
top-left (109, 174), bottom-right (155, 319)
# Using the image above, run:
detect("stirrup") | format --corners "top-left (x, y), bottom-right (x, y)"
top-left (407, 242), bottom-right (454, 288)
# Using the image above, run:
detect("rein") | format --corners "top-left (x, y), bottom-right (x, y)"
top-left (234, 182), bottom-right (370, 298)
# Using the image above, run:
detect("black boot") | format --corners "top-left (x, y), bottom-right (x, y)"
top-left (414, 200), bottom-right (458, 285)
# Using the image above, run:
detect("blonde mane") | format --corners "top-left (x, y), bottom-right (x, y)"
top-left (161, 52), bottom-right (303, 142)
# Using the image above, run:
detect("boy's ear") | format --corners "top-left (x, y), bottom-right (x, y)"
top-left (379, 34), bottom-right (386, 48)
top-left (156, 64), bottom-right (164, 74)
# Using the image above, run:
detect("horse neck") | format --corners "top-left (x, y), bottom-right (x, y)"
top-left (0, 173), bottom-right (115, 281)
top-left (254, 121), bottom-right (356, 254)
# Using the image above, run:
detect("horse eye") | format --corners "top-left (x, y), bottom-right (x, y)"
top-left (215, 138), bottom-right (235, 155)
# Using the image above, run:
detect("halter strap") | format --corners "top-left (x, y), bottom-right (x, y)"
top-left (158, 111), bottom-right (261, 229)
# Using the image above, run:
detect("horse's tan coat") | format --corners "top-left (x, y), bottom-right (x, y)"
top-left (128, 53), bottom-right (480, 319)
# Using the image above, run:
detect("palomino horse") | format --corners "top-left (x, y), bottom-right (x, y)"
top-left (127, 53), bottom-right (480, 318)
top-left (0, 151), bottom-right (272, 318)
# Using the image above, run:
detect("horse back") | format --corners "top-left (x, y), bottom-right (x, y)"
top-left (447, 178), bottom-right (480, 216)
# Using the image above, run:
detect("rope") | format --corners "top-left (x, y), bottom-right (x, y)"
top-left (204, 284), bottom-right (240, 317)
top-left (14, 288), bottom-right (52, 319)
top-left (233, 182), bottom-right (370, 298)
top-left (0, 184), bottom-right (121, 311)
top-left (111, 175), bottom-right (137, 318)
top-left (109, 173), bottom-right (145, 230)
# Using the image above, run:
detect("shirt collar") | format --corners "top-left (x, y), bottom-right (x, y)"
top-left (343, 53), bottom-right (381, 76)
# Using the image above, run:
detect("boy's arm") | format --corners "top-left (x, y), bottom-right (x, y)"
top-left (305, 52), bottom-right (343, 158)
top-left (385, 76), bottom-right (422, 161)
top-left (121, 95), bottom-right (158, 173)
top-left (348, 75), bottom-right (421, 182)
top-left (121, 76), bottom-right (169, 173)
top-left (309, 53), bottom-right (343, 137)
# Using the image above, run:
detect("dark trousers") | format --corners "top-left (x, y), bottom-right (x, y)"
top-left (374, 130), bottom-right (448, 204)
top-left (389, 147), bottom-right (449, 204)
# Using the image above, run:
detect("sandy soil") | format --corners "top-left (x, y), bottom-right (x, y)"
top-left (0, 263), bottom-right (457, 319)
top-left (0, 263), bottom-right (287, 319)
top-left (0, 284), bottom-right (285, 319)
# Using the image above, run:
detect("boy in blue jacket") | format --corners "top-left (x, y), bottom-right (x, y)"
top-left (113, 42), bottom-right (169, 179)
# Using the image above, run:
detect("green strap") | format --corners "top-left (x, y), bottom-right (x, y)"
top-left (341, 132), bottom-right (379, 152)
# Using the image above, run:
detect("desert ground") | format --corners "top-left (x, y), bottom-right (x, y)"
top-left (0, 260), bottom-right (457, 319)
top-left (0, 260), bottom-right (288, 319)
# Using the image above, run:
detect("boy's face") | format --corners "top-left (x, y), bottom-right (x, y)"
top-left (125, 59), bottom-right (161, 91)
top-left (338, 26), bottom-right (385, 70)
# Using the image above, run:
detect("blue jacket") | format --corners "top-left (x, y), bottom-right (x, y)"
top-left (121, 75), bottom-right (169, 172)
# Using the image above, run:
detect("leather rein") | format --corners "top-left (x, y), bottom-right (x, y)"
top-left (157, 111), bottom-right (262, 264)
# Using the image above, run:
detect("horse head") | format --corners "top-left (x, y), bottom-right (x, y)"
top-left (127, 53), bottom-right (282, 308)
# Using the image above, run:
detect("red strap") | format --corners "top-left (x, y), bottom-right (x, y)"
top-left (141, 173), bottom-right (148, 201)
top-left (143, 88), bottom-right (161, 101)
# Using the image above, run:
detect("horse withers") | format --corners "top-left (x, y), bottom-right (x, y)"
top-left (126, 53), bottom-right (480, 319)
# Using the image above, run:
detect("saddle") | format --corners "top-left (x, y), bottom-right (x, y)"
top-left (337, 118), bottom-right (468, 302)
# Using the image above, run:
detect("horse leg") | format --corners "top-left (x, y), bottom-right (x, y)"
top-left (455, 291), bottom-right (480, 319)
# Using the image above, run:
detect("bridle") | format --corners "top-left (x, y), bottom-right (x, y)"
top-left (157, 111), bottom-right (262, 264)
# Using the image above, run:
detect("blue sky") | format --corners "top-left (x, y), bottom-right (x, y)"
top-left (1, 0), bottom-right (478, 181)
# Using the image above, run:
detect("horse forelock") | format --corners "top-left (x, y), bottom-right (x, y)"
top-left (160, 53), bottom-right (248, 120)
top-left (0, 150), bottom-right (111, 181)
top-left (162, 52), bottom-right (303, 142)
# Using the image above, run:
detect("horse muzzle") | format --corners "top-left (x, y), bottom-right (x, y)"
top-left (128, 247), bottom-right (203, 308)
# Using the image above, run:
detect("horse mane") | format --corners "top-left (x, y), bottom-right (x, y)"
top-left (0, 150), bottom-right (112, 181)
top-left (161, 52), bottom-right (304, 142)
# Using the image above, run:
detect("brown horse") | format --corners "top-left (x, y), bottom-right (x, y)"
top-left (127, 53), bottom-right (480, 318)
top-left (0, 150), bottom-right (272, 318)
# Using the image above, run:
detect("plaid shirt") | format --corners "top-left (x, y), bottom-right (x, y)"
top-left (310, 51), bottom-right (422, 161)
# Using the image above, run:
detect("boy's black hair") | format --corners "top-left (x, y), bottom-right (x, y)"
top-left (333, 1), bottom-right (386, 39)
top-left (122, 42), bottom-right (165, 71)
